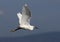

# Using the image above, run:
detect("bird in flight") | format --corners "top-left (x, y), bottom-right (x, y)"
top-left (11, 4), bottom-right (38, 32)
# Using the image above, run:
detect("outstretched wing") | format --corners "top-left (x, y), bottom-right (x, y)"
top-left (17, 12), bottom-right (22, 25)
top-left (21, 4), bottom-right (32, 25)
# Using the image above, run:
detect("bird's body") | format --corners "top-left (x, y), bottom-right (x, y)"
top-left (11, 4), bottom-right (38, 32)
top-left (20, 25), bottom-right (34, 30)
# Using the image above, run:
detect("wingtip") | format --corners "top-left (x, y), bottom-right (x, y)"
top-left (24, 3), bottom-right (28, 6)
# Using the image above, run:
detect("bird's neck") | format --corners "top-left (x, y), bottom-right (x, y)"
top-left (29, 26), bottom-right (34, 30)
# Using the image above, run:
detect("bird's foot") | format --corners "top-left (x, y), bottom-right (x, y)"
top-left (10, 29), bottom-right (16, 32)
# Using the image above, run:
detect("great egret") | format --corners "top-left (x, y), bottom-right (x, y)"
top-left (11, 4), bottom-right (38, 32)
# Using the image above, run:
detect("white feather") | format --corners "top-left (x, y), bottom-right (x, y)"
top-left (21, 4), bottom-right (31, 25)
top-left (17, 4), bottom-right (34, 30)
top-left (17, 12), bottom-right (22, 25)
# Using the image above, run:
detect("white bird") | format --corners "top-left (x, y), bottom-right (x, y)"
top-left (11, 4), bottom-right (38, 32)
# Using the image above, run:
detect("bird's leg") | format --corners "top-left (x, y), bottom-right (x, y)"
top-left (14, 28), bottom-right (20, 31)
top-left (10, 27), bottom-right (22, 32)
top-left (14, 27), bottom-right (22, 31)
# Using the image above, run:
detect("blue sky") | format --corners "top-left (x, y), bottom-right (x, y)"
top-left (0, 0), bottom-right (60, 37)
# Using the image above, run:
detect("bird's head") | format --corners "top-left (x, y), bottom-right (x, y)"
top-left (34, 26), bottom-right (39, 29)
